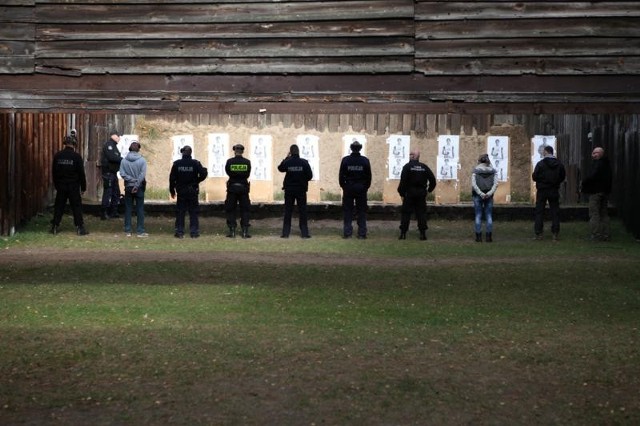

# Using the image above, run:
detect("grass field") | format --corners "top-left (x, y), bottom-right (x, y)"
top-left (1, 215), bottom-right (639, 425)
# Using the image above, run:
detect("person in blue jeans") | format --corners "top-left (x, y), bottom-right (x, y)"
top-left (471, 154), bottom-right (498, 242)
top-left (119, 141), bottom-right (148, 237)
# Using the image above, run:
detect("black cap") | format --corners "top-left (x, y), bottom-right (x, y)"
top-left (350, 141), bottom-right (362, 152)
top-left (233, 144), bottom-right (245, 152)
top-left (180, 145), bottom-right (192, 154)
top-left (63, 136), bottom-right (77, 146)
top-left (110, 129), bottom-right (121, 137)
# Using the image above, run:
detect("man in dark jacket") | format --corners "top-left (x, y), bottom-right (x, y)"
top-left (581, 147), bottom-right (612, 241)
top-left (50, 136), bottom-right (89, 236)
top-left (339, 141), bottom-right (372, 239)
top-left (169, 145), bottom-right (208, 238)
top-left (532, 145), bottom-right (566, 240)
top-left (277, 144), bottom-right (313, 238)
top-left (100, 130), bottom-right (122, 220)
top-left (397, 150), bottom-right (437, 240)
top-left (224, 144), bottom-right (252, 238)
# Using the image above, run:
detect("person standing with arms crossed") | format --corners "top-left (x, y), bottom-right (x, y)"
top-left (100, 130), bottom-right (122, 220)
top-left (339, 140), bottom-right (372, 239)
top-left (581, 146), bottom-right (612, 241)
top-left (532, 145), bottom-right (566, 241)
top-left (119, 141), bottom-right (148, 238)
top-left (223, 144), bottom-right (251, 238)
top-left (170, 145), bottom-right (208, 239)
top-left (278, 144), bottom-right (313, 239)
top-left (397, 150), bottom-right (437, 241)
top-left (50, 135), bottom-right (89, 236)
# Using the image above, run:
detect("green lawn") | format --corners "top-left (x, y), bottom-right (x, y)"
top-left (1, 216), bottom-right (639, 425)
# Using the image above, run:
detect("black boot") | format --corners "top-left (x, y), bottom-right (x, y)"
top-left (226, 226), bottom-right (236, 238)
top-left (398, 231), bottom-right (406, 240)
top-left (76, 226), bottom-right (89, 236)
top-left (50, 224), bottom-right (59, 235)
top-left (475, 233), bottom-right (482, 242)
top-left (419, 230), bottom-right (427, 241)
top-left (241, 226), bottom-right (251, 239)
top-left (486, 232), bottom-right (492, 243)
top-left (101, 209), bottom-right (109, 220)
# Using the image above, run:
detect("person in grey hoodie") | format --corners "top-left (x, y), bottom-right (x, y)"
top-left (471, 154), bottom-right (498, 242)
top-left (119, 141), bottom-right (148, 237)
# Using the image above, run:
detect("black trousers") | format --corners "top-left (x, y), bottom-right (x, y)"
top-left (101, 172), bottom-right (121, 213)
top-left (342, 185), bottom-right (368, 237)
top-left (225, 190), bottom-right (251, 228)
top-left (282, 190), bottom-right (309, 237)
top-left (534, 188), bottom-right (560, 235)
top-left (176, 194), bottom-right (200, 236)
top-left (400, 189), bottom-right (428, 232)
top-left (52, 182), bottom-right (84, 227)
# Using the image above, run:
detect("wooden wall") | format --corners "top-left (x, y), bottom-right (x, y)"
top-left (0, 112), bottom-right (70, 236)
top-left (415, 1), bottom-right (640, 76)
top-left (1, 1), bottom-right (639, 113)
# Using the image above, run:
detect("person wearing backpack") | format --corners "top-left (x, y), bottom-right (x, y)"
top-left (471, 154), bottom-right (498, 242)
top-left (532, 145), bottom-right (566, 241)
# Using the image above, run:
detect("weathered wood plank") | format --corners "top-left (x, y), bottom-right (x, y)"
top-left (417, 18), bottom-right (640, 39)
top-left (35, 56), bottom-right (414, 74)
top-left (0, 6), bottom-right (34, 23)
top-left (415, 57), bottom-right (640, 75)
top-left (0, 23), bottom-right (34, 40)
top-left (0, 41), bottom-right (35, 56)
top-left (2, 97), bottom-right (639, 115)
top-left (0, 57), bottom-right (34, 73)
top-left (36, 1), bottom-right (415, 24)
top-left (416, 2), bottom-right (640, 21)
top-left (5, 74), bottom-right (640, 95)
top-left (416, 38), bottom-right (640, 58)
top-left (0, 97), bottom-right (178, 112)
top-left (37, 20), bottom-right (414, 41)
top-left (35, 0), bottom-right (328, 3)
top-left (36, 37), bottom-right (414, 58)
top-left (2, 0), bottom-right (34, 5)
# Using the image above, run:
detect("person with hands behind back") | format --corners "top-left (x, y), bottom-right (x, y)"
top-left (397, 150), bottom-right (436, 241)
top-left (170, 145), bottom-right (208, 239)
top-left (119, 141), bottom-right (148, 238)
top-left (471, 154), bottom-right (498, 242)
top-left (223, 144), bottom-right (251, 238)
top-left (50, 135), bottom-right (89, 236)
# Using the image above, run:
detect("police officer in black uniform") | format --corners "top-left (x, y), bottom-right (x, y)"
top-left (397, 149), bottom-right (436, 240)
top-left (224, 144), bottom-right (252, 238)
top-left (50, 135), bottom-right (89, 236)
top-left (277, 144), bottom-right (313, 238)
top-left (169, 145), bottom-right (208, 238)
top-left (100, 130), bottom-right (122, 220)
top-left (339, 141), bottom-right (372, 239)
